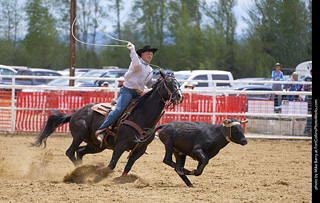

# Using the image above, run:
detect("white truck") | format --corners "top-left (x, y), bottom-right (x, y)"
top-left (174, 70), bottom-right (234, 90)
top-left (295, 61), bottom-right (312, 79)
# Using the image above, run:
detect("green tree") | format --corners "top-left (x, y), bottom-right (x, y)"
top-left (75, 0), bottom-right (108, 68)
top-left (24, 0), bottom-right (67, 69)
top-left (276, 0), bottom-right (312, 68)
top-left (0, 0), bottom-right (23, 65)
top-left (203, 0), bottom-right (237, 74)
top-left (167, 0), bottom-right (205, 70)
top-left (240, 0), bottom-right (312, 77)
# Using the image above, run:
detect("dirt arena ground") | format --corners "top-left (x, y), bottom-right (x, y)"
top-left (0, 133), bottom-right (312, 202)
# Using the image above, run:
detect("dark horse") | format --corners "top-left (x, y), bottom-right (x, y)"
top-left (32, 71), bottom-right (183, 175)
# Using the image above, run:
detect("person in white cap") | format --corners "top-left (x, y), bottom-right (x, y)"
top-left (118, 76), bottom-right (124, 88)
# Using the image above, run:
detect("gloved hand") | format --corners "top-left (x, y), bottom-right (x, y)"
top-left (126, 42), bottom-right (135, 50)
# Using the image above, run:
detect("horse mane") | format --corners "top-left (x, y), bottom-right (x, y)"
top-left (132, 79), bottom-right (163, 112)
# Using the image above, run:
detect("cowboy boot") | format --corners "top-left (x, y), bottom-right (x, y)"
top-left (95, 130), bottom-right (107, 148)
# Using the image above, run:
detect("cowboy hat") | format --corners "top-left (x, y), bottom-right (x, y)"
top-left (136, 45), bottom-right (158, 57)
top-left (274, 62), bottom-right (281, 67)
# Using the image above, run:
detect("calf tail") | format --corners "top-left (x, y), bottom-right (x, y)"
top-left (135, 124), bottom-right (167, 144)
top-left (31, 110), bottom-right (73, 148)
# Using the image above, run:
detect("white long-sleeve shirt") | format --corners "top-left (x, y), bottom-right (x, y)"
top-left (123, 48), bottom-right (154, 92)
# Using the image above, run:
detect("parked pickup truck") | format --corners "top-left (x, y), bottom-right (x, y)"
top-left (174, 70), bottom-right (234, 91)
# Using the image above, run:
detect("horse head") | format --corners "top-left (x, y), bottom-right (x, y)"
top-left (155, 71), bottom-right (184, 107)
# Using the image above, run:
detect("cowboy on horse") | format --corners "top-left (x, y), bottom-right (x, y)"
top-left (95, 43), bottom-right (159, 145)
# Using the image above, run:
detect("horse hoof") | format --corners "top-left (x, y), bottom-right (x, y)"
top-left (122, 172), bottom-right (128, 176)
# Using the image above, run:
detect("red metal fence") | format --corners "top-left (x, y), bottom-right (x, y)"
top-left (1, 91), bottom-right (247, 132)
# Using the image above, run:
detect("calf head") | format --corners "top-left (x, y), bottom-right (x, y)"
top-left (221, 118), bottom-right (248, 146)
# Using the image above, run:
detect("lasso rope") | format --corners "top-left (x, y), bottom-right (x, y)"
top-left (71, 9), bottom-right (130, 47)
top-left (71, 9), bottom-right (164, 78)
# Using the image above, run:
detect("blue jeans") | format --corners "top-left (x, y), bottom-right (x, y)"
top-left (98, 87), bottom-right (140, 134)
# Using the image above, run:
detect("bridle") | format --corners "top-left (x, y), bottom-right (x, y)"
top-left (157, 76), bottom-right (181, 109)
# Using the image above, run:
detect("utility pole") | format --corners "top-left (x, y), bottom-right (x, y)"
top-left (69, 0), bottom-right (76, 86)
top-left (116, 0), bottom-right (121, 42)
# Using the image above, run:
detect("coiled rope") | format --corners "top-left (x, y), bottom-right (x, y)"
top-left (71, 9), bottom-right (163, 72)
top-left (71, 9), bottom-right (130, 47)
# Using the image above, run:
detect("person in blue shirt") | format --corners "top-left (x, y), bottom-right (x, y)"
top-left (271, 63), bottom-right (284, 106)
top-left (288, 72), bottom-right (303, 101)
top-left (272, 63), bottom-right (284, 82)
top-left (302, 74), bottom-right (312, 92)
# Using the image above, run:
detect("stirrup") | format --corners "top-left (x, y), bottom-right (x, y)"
top-left (96, 133), bottom-right (104, 148)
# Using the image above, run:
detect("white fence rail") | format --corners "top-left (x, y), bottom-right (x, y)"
top-left (0, 75), bottom-right (312, 138)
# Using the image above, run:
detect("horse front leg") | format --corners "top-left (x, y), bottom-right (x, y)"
top-left (108, 139), bottom-right (127, 170)
top-left (76, 144), bottom-right (106, 162)
top-left (122, 145), bottom-right (146, 176)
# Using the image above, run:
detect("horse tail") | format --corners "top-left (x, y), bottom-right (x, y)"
top-left (135, 124), bottom-right (168, 144)
top-left (31, 110), bottom-right (73, 148)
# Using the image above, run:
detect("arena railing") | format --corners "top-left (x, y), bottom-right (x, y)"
top-left (0, 75), bottom-right (312, 138)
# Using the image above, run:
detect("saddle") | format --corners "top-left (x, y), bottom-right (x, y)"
top-left (91, 99), bottom-right (141, 147)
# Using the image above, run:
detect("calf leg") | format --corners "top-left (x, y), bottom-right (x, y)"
top-left (162, 139), bottom-right (187, 174)
top-left (174, 152), bottom-right (193, 187)
top-left (190, 148), bottom-right (209, 176)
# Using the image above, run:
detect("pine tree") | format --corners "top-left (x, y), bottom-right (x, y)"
top-left (24, 0), bottom-right (63, 68)
top-left (204, 0), bottom-right (237, 72)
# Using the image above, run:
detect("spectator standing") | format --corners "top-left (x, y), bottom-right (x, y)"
top-left (271, 63), bottom-right (284, 106)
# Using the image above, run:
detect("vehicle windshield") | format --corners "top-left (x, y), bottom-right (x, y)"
top-left (100, 73), bottom-right (120, 87)
top-left (47, 72), bottom-right (83, 86)
top-left (174, 73), bottom-right (191, 85)
top-left (76, 71), bottom-right (106, 84)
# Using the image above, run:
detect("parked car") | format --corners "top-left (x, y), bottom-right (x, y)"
top-left (58, 68), bottom-right (94, 76)
top-left (229, 85), bottom-right (275, 112)
top-left (235, 85), bottom-right (272, 101)
top-left (174, 70), bottom-right (234, 90)
top-left (152, 70), bottom-right (174, 79)
top-left (15, 68), bottom-right (62, 85)
top-left (21, 69), bottom-right (128, 93)
top-left (0, 65), bottom-right (17, 84)
top-left (46, 72), bottom-right (85, 86)
top-left (77, 69), bottom-right (128, 87)
top-left (233, 78), bottom-right (272, 88)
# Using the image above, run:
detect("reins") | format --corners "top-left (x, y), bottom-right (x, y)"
top-left (157, 77), bottom-right (180, 109)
